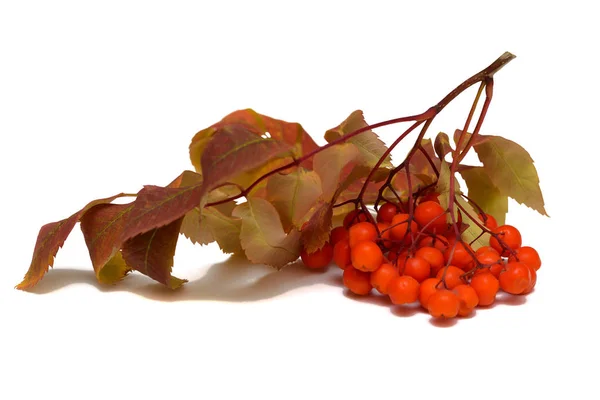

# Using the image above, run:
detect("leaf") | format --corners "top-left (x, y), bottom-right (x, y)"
top-left (313, 143), bottom-right (361, 199)
top-left (180, 207), bottom-right (213, 245)
top-left (453, 129), bottom-right (487, 154)
top-left (468, 133), bottom-right (547, 216)
top-left (121, 218), bottom-right (187, 289)
top-left (434, 132), bottom-right (454, 160)
top-left (410, 138), bottom-right (440, 181)
top-left (80, 202), bottom-right (135, 283)
top-left (189, 109), bottom-right (318, 173)
top-left (203, 207), bottom-right (243, 254)
top-left (16, 193), bottom-right (130, 290)
top-left (299, 201), bottom-right (333, 253)
top-left (324, 110), bottom-right (393, 168)
top-left (455, 196), bottom-right (488, 250)
top-left (266, 168), bottom-right (323, 231)
top-left (121, 125), bottom-right (293, 243)
top-left (459, 166), bottom-right (508, 225)
top-left (232, 197), bottom-right (301, 269)
top-left (97, 251), bottom-right (132, 285)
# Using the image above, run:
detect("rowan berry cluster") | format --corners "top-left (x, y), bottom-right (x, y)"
top-left (300, 197), bottom-right (541, 319)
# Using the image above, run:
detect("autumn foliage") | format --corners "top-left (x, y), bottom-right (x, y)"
top-left (17, 52), bottom-right (547, 319)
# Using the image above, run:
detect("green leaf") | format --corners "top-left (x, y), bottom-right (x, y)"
top-left (471, 134), bottom-right (548, 216)
top-left (324, 110), bottom-right (392, 168)
top-left (459, 167), bottom-right (508, 225)
top-left (266, 168), bottom-right (323, 231)
top-left (455, 196), bottom-right (488, 250)
top-left (232, 198), bottom-right (301, 269)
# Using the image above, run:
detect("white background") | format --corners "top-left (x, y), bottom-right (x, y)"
top-left (1, 1), bottom-right (598, 399)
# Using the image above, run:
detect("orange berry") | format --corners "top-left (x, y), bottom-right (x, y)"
top-left (348, 221), bottom-right (378, 248)
top-left (388, 275), bottom-right (420, 305)
top-left (489, 225), bottom-right (522, 256)
top-left (470, 272), bottom-right (499, 306)
top-left (436, 265), bottom-right (465, 289)
top-left (453, 284), bottom-right (479, 317)
top-left (390, 213), bottom-right (418, 241)
top-left (475, 246), bottom-right (499, 257)
top-left (377, 202), bottom-right (399, 223)
top-left (343, 209), bottom-right (370, 229)
top-left (499, 261), bottom-right (532, 294)
top-left (419, 192), bottom-right (440, 204)
top-left (330, 226), bottom-right (349, 247)
top-left (403, 257), bottom-right (431, 283)
top-left (419, 278), bottom-right (440, 309)
top-left (478, 213), bottom-right (498, 230)
top-left (395, 250), bottom-right (410, 273)
top-left (333, 239), bottom-right (351, 270)
top-left (415, 246), bottom-right (444, 275)
top-left (475, 249), bottom-right (503, 276)
top-left (444, 242), bottom-right (475, 270)
top-left (427, 289), bottom-right (460, 318)
top-left (300, 242), bottom-right (333, 269)
top-left (351, 241), bottom-right (383, 272)
top-left (414, 201), bottom-right (447, 232)
top-left (370, 263), bottom-right (398, 295)
top-left (508, 246), bottom-right (541, 271)
top-left (343, 267), bottom-right (372, 295)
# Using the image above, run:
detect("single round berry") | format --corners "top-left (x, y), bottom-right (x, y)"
top-left (436, 265), bottom-right (465, 289)
top-left (300, 242), bottom-right (333, 269)
top-left (427, 289), bottom-right (460, 318)
top-left (351, 241), bottom-right (383, 272)
top-left (418, 235), bottom-right (449, 252)
top-left (453, 284), bottom-right (479, 317)
top-left (348, 222), bottom-right (378, 248)
top-left (343, 267), bottom-right (372, 295)
top-left (330, 226), bottom-right (349, 247)
top-left (333, 239), bottom-right (351, 270)
top-left (444, 242), bottom-right (475, 270)
top-left (414, 201), bottom-right (447, 232)
top-left (499, 261), bottom-right (532, 294)
top-left (470, 272), bottom-right (500, 306)
top-left (489, 225), bottom-right (522, 256)
top-left (522, 264), bottom-right (537, 294)
top-left (377, 202), bottom-right (399, 224)
top-left (478, 213), bottom-right (498, 230)
top-left (388, 275), bottom-right (420, 305)
top-left (390, 213), bottom-right (418, 241)
top-left (403, 256), bottom-right (431, 283)
top-left (370, 263), bottom-right (398, 295)
top-left (508, 246), bottom-right (541, 271)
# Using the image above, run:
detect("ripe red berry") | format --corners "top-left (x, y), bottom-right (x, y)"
top-left (470, 272), bottom-right (499, 306)
top-left (403, 257), bottom-right (431, 283)
top-left (349, 222), bottom-right (378, 248)
top-left (343, 267), bottom-right (372, 295)
top-left (300, 242), bottom-right (333, 269)
top-left (351, 241), bottom-right (383, 272)
top-left (478, 213), bottom-right (498, 230)
top-left (388, 275), bottom-right (420, 305)
top-left (414, 201), bottom-right (447, 233)
top-left (343, 209), bottom-right (370, 229)
top-left (427, 289), bottom-right (460, 318)
top-left (333, 239), bottom-right (351, 270)
top-left (370, 263), bottom-right (398, 295)
top-left (377, 202), bottom-right (398, 224)
top-left (330, 226), bottom-right (349, 246)
top-left (499, 261), bottom-right (532, 294)
top-left (508, 246), bottom-right (541, 271)
top-left (489, 225), bottom-right (522, 256)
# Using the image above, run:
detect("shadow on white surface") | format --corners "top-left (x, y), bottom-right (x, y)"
top-left (24, 255), bottom-right (340, 302)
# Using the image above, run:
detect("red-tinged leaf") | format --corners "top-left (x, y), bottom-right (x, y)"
top-left (336, 166), bottom-right (387, 205)
top-left (455, 195), bottom-right (488, 250)
top-left (434, 132), bottom-right (454, 160)
top-left (266, 168), bottom-right (323, 231)
top-left (470, 134), bottom-right (548, 216)
top-left (121, 217), bottom-right (187, 289)
top-left (324, 110), bottom-right (393, 168)
top-left (453, 129), bottom-right (488, 154)
top-left (201, 124), bottom-right (292, 190)
top-left (388, 172), bottom-right (430, 202)
top-left (314, 143), bottom-right (361, 199)
top-left (300, 201), bottom-right (333, 253)
top-left (16, 193), bottom-right (131, 290)
top-left (410, 138), bottom-right (440, 180)
top-left (232, 197), bottom-right (301, 269)
top-left (80, 202), bottom-right (135, 283)
top-left (459, 166), bottom-right (508, 225)
top-left (189, 109), bottom-right (318, 172)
